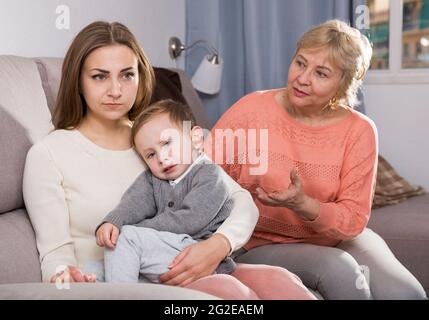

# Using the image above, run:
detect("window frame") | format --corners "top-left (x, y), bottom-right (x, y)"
top-left (365, 0), bottom-right (429, 84)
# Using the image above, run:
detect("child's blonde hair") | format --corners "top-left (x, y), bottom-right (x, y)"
top-left (131, 99), bottom-right (197, 147)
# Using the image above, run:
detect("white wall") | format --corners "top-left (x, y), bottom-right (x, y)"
top-left (364, 84), bottom-right (429, 189)
top-left (0, 0), bottom-right (185, 68)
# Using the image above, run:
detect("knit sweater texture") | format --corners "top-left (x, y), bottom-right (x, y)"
top-left (211, 89), bottom-right (378, 249)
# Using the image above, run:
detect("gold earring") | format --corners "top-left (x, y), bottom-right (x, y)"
top-left (326, 97), bottom-right (338, 110)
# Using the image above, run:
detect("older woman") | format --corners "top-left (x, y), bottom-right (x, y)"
top-left (210, 20), bottom-right (426, 300)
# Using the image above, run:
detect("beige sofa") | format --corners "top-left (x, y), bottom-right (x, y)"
top-left (0, 55), bottom-right (216, 299)
top-left (1, 55), bottom-right (428, 299)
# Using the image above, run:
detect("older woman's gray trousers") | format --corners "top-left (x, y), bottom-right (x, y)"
top-left (234, 228), bottom-right (427, 300)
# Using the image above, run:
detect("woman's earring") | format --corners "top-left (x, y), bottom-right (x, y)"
top-left (327, 97), bottom-right (338, 110)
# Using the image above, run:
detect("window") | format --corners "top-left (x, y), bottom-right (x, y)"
top-left (367, 0), bottom-right (390, 70)
top-left (402, 0), bottom-right (429, 68)
top-left (365, 0), bottom-right (429, 83)
top-left (403, 42), bottom-right (410, 57)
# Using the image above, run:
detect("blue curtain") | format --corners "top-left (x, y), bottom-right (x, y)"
top-left (186, 0), bottom-right (366, 125)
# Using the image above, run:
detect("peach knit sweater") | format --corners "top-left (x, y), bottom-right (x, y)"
top-left (210, 89), bottom-right (378, 249)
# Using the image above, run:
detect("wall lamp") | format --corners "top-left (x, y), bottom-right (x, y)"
top-left (168, 36), bottom-right (223, 95)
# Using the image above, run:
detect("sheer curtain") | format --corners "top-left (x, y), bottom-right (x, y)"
top-left (186, 0), bottom-right (366, 126)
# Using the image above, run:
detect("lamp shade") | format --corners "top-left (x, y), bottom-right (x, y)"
top-left (191, 55), bottom-right (223, 95)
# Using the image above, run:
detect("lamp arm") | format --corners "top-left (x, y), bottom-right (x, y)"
top-left (185, 39), bottom-right (219, 56)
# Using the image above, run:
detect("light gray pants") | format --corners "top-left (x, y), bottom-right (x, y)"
top-left (234, 228), bottom-right (427, 300)
top-left (103, 225), bottom-right (197, 283)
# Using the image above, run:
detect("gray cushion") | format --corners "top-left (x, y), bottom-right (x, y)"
top-left (0, 282), bottom-right (220, 300)
top-left (0, 108), bottom-right (32, 213)
top-left (0, 56), bottom-right (53, 214)
top-left (368, 194), bottom-right (429, 293)
top-left (171, 68), bottom-right (212, 130)
top-left (0, 209), bottom-right (41, 284)
top-left (34, 57), bottom-right (63, 114)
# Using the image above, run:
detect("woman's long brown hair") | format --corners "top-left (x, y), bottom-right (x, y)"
top-left (52, 21), bottom-right (155, 129)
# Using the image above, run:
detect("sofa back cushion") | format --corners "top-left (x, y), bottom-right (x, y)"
top-left (172, 68), bottom-right (212, 129)
top-left (150, 67), bottom-right (188, 105)
top-left (0, 56), bottom-right (53, 214)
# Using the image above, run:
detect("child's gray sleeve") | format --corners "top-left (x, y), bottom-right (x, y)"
top-left (137, 165), bottom-right (229, 236)
top-left (98, 170), bottom-right (156, 230)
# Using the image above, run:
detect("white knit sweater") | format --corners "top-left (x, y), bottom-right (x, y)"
top-left (23, 129), bottom-right (258, 281)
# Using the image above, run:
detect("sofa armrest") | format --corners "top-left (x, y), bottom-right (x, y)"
top-left (0, 209), bottom-right (42, 284)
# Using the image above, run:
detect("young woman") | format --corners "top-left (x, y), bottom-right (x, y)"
top-left (23, 21), bottom-right (315, 300)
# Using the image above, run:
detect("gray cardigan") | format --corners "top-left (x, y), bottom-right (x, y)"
top-left (101, 157), bottom-right (236, 273)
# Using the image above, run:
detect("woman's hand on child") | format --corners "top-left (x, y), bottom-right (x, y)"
top-left (159, 233), bottom-right (230, 287)
top-left (96, 223), bottom-right (119, 249)
top-left (50, 266), bottom-right (96, 283)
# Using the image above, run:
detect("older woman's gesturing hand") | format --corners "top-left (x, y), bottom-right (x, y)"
top-left (256, 168), bottom-right (320, 221)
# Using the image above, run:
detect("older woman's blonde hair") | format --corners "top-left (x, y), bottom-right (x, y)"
top-left (52, 21), bottom-right (155, 129)
top-left (295, 19), bottom-right (372, 108)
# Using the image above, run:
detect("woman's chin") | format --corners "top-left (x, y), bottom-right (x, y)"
top-left (100, 111), bottom-right (130, 122)
top-left (288, 97), bottom-right (310, 109)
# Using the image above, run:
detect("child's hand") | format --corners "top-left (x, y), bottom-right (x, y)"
top-left (96, 223), bottom-right (119, 249)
